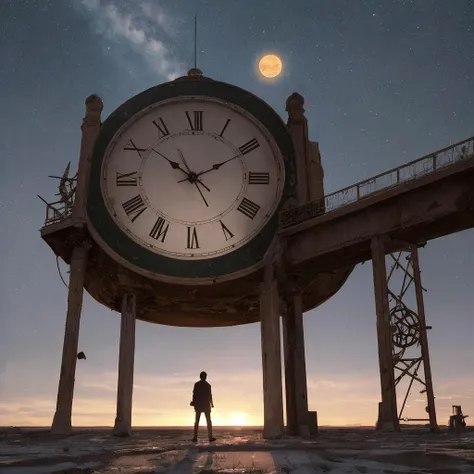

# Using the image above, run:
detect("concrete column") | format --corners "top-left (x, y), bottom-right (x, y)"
top-left (370, 236), bottom-right (399, 431)
top-left (51, 243), bottom-right (90, 434)
top-left (283, 291), bottom-right (310, 436)
top-left (282, 301), bottom-right (297, 436)
top-left (113, 293), bottom-right (137, 437)
top-left (260, 265), bottom-right (284, 439)
top-left (291, 292), bottom-right (310, 437)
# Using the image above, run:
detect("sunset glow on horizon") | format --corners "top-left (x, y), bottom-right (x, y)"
top-left (2, 362), bottom-right (473, 428)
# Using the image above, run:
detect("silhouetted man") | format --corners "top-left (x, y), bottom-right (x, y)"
top-left (190, 371), bottom-right (216, 442)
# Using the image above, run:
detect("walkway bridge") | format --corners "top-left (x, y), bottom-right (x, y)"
top-left (280, 135), bottom-right (474, 273)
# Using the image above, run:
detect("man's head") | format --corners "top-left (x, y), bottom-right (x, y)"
top-left (200, 371), bottom-right (207, 380)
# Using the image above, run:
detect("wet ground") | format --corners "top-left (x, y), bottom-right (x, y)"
top-left (1, 426), bottom-right (474, 473)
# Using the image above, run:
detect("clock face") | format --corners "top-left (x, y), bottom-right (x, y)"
top-left (101, 96), bottom-right (285, 261)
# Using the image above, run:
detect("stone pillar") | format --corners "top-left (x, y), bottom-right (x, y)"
top-left (260, 265), bottom-right (284, 439)
top-left (51, 242), bottom-right (90, 434)
top-left (283, 291), bottom-right (310, 436)
top-left (370, 237), bottom-right (399, 431)
top-left (73, 94), bottom-right (103, 222)
top-left (113, 293), bottom-right (137, 437)
top-left (285, 93), bottom-right (325, 206)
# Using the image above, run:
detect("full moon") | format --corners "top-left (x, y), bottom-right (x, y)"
top-left (258, 54), bottom-right (283, 78)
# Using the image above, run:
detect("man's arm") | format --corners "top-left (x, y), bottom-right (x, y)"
top-left (209, 384), bottom-right (214, 408)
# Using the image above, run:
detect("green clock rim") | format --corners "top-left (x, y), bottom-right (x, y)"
top-left (87, 77), bottom-right (295, 279)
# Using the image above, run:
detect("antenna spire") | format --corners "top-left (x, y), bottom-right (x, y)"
top-left (187, 14), bottom-right (203, 78)
top-left (194, 14), bottom-right (197, 69)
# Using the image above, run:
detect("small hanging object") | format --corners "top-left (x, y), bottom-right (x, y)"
top-left (77, 351), bottom-right (86, 360)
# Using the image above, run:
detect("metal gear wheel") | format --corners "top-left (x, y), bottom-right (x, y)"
top-left (389, 303), bottom-right (420, 349)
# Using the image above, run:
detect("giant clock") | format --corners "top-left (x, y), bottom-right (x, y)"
top-left (87, 74), bottom-right (295, 283)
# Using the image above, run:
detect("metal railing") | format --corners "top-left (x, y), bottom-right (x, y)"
top-left (38, 196), bottom-right (75, 226)
top-left (280, 136), bottom-right (474, 229)
top-left (39, 163), bottom-right (77, 227)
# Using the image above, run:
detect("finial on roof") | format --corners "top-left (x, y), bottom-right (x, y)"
top-left (285, 92), bottom-right (305, 122)
top-left (187, 67), bottom-right (203, 78)
top-left (85, 94), bottom-right (103, 113)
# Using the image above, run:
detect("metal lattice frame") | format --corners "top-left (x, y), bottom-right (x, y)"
top-left (38, 162), bottom-right (77, 226)
top-left (386, 247), bottom-right (437, 428)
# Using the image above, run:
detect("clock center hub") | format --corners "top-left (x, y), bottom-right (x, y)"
top-left (187, 171), bottom-right (198, 183)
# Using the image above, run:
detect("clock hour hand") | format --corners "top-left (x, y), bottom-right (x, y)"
top-left (151, 148), bottom-right (189, 175)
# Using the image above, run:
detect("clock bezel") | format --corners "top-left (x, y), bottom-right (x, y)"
top-left (87, 77), bottom-right (296, 284)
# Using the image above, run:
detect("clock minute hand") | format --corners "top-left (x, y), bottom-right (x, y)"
top-left (195, 153), bottom-right (241, 178)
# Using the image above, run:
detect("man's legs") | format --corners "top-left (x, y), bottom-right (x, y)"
top-left (204, 411), bottom-right (215, 441)
top-left (193, 411), bottom-right (201, 441)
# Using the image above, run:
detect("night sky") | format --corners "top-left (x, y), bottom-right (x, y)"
top-left (1, 0), bottom-right (473, 428)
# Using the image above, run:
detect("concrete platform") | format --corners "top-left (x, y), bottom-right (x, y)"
top-left (1, 427), bottom-right (474, 473)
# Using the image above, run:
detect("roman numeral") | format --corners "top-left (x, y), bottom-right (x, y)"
top-left (237, 198), bottom-right (260, 220)
top-left (122, 195), bottom-right (147, 222)
top-left (116, 171), bottom-right (138, 186)
top-left (219, 220), bottom-right (234, 241)
top-left (186, 226), bottom-right (199, 249)
top-left (152, 117), bottom-right (170, 138)
top-left (149, 216), bottom-right (169, 242)
top-left (239, 138), bottom-right (259, 155)
top-left (123, 139), bottom-right (146, 156)
top-left (219, 118), bottom-right (231, 137)
top-left (248, 171), bottom-right (270, 185)
top-left (185, 111), bottom-right (203, 131)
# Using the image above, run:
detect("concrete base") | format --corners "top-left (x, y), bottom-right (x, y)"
top-left (113, 421), bottom-right (132, 438)
top-left (50, 412), bottom-right (72, 435)
top-left (308, 410), bottom-right (318, 436)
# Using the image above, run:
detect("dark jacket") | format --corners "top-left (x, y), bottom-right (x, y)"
top-left (192, 380), bottom-right (213, 413)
